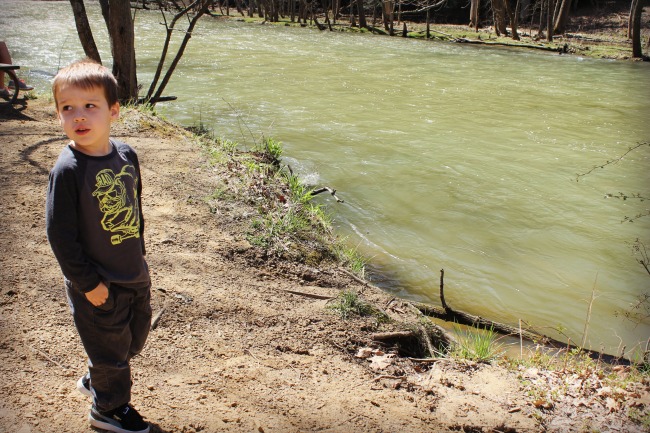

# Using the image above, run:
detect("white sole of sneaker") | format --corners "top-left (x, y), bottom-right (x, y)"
top-left (76, 375), bottom-right (92, 397)
top-left (89, 414), bottom-right (150, 433)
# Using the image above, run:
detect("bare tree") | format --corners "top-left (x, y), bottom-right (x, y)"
top-left (628, 0), bottom-right (638, 38)
top-left (69, 0), bottom-right (102, 63)
top-left (546, 0), bottom-right (555, 42)
top-left (356, 0), bottom-right (368, 28)
top-left (492, 0), bottom-right (508, 36)
top-left (630, 0), bottom-right (647, 58)
top-left (469, 0), bottom-right (480, 31)
top-left (147, 0), bottom-right (211, 104)
top-left (553, 0), bottom-right (572, 34)
top-left (383, 0), bottom-right (395, 34)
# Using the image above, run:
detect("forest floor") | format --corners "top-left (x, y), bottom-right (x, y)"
top-left (1, 93), bottom-right (649, 433)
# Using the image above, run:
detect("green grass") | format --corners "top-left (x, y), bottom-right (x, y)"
top-left (331, 241), bottom-right (367, 278)
top-left (328, 290), bottom-right (389, 323)
top-left (450, 324), bottom-right (504, 363)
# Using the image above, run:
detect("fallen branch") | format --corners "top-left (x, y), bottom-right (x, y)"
top-left (283, 289), bottom-right (333, 300)
top-left (339, 268), bottom-right (369, 287)
top-left (455, 37), bottom-right (566, 53)
top-left (410, 299), bottom-right (546, 343)
top-left (412, 272), bottom-right (633, 364)
top-left (312, 187), bottom-right (344, 203)
top-left (372, 331), bottom-right (416, 341)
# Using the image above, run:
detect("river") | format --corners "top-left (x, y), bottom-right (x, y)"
top-left (2, 0), bottom-right (649, 359)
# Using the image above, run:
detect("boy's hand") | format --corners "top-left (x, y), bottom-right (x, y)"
top-left (85, 282), bottom-right (109, 306)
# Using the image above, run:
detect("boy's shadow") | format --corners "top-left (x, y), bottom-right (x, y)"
top-left (93, 423), bottom-right (171, 433)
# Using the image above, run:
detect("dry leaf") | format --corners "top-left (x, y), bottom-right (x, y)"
top-left (604, 397), bottom-right (619, 413)
top-left (533, 399), bottom-right (553, 409)
top-left (355, 347), bottom-right (374, 359)
top-left (369, 354), bottom-right (394, 371)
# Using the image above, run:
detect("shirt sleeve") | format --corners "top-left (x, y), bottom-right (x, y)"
top-left (45, 159), bottom-right (102, 293)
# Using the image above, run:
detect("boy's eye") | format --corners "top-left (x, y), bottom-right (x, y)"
top-left (86, 103), bottom-right (96, 108)
top-left (62, 105), bottom-right (72, 111)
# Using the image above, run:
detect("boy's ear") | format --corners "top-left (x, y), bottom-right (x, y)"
top-left (110, 102), bottom-right (120, 121)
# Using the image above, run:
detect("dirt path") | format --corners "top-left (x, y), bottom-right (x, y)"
top-left (0, 99), bottom-right (646, 433)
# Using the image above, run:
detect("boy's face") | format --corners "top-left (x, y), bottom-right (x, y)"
top-left (55, 84), bottom-right (119, 156)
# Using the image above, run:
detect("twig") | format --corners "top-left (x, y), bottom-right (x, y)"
top-left (244, 348), bottom-right (279, 370)
top-left (407, 357), bottom-right (449, 363)
top-left (580, 273), bottom-right (598, 349)
top-left (339, 268), bottom-right (370, 287)
top-left (439, 268), bottom-right (448, 311)
top-left (373, 374), bottom-right (406, 382)
top-left (28, 345), bottom-right (70, 370)
top-left (576, 141), bottom-right (649, 182)
top-left (151, 307), bottom-right (166, 330)
top-left (519, 319), bottom-right (523, 360)
top-left (283, 289), bottom-right (333, 300)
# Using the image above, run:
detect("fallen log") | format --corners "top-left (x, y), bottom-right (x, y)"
top-left (409, 300), bottom-right (546, 343)
top-left (454, 37), bottom-right (566, 53)
top-left (343, 267), bottom-right (631, 364)
top-left (411, 269), bottom-right (632, 364)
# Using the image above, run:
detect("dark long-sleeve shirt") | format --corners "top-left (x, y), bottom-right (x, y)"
top-left (46, 140), bottom-right (149, 293)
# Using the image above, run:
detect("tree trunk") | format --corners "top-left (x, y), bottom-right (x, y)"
top-left (99, 0), bottom-right (110, 30)
top-left (383, 0), bottom-right (394, 34)
top-left (553, 0), bottom-right (572, 34)
top-left (69, 0), bottom-right (102, 63)
top-left (356, 0), bottom-right (367, 28)
top-left (492, 0), bottom-right (508, 36)
top-left (107, 0), bottom-right (138, 102)
top-left (469, 0), bottom-right (480, 31)
top-left (631, 0), bottom-right (645, 58)
top-left (507, 0), bottom-right (520, 40)
top-left (546, 0), bottom-right (554, 42)
top-left (628, 0), bottom-right (638, 38)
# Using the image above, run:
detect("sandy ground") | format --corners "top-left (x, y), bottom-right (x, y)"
top-left (0, 99), bottom-right (648, 433)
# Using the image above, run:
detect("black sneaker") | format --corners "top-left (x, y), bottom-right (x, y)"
top-left (77, 373), bottom-right (92, 397)
top-left (89, 404), bottom-right (150, 433)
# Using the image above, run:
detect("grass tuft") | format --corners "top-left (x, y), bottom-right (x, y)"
top-left (451, 324), bottom-right (504, 363)
top-left (328, 290), bottom-right (390, 323)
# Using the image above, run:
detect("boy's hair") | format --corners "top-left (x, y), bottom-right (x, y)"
top-left (52, 59), bottom-right (119, 107)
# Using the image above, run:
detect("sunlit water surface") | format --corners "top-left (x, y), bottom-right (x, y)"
top-left (3, 0), bottom-right (649, 358)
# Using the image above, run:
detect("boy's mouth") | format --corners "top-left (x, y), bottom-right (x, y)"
top-left (75, 128), bottom-right (90, 135)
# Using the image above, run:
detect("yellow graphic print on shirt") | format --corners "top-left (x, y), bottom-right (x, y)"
top-left (92, 165), bottom-right (140, 245)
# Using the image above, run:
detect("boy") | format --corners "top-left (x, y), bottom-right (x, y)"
top-left (46, 59), bottom-right (152, 433)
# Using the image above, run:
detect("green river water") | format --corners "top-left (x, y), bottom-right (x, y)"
top-left (2, 0), bottom-right (649, 358)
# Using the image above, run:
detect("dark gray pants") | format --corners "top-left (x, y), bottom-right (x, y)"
top-left (66, 282), bottom-right (152, 412)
